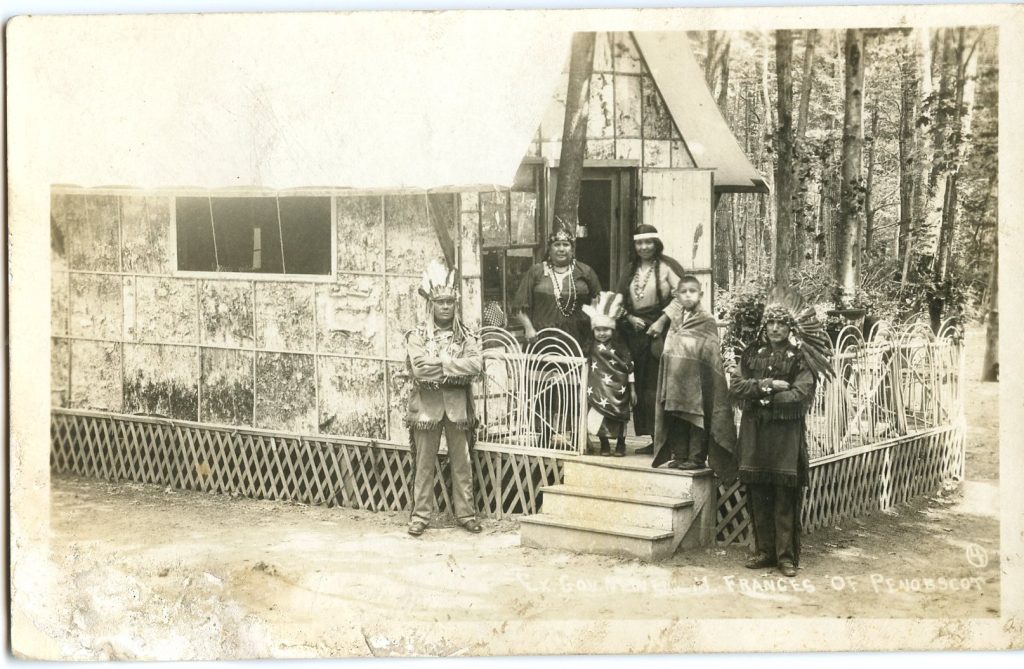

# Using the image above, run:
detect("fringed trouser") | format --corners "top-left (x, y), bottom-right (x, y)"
top-left (411, 417), bottom-right (476, 524)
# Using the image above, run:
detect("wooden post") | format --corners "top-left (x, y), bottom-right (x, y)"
top-left (553, 32), bottom-right (596, 235)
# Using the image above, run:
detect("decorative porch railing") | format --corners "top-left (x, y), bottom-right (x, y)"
top-left (804, 317), bottom-right (965, 460)
top-left (473, 327), bottom-right (588, 455)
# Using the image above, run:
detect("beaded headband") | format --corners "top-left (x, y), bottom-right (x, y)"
top-left (547, 229), bottom-right (574, 244)
top-left (633, 232), bottom-right (660, 241)
top-left (762, 304), bottom-right (796, 328)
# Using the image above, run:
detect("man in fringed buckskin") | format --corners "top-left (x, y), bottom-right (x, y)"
top-left (405, 260), bottom-right (483, 537)
top-left (728, 287), bottom-right (833, 577)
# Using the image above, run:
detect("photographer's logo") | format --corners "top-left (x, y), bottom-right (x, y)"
top-left (965, 543), bottom-right (988, 568)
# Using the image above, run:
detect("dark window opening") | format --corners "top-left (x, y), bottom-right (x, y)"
top-left (480, 163), bottom-right (543, 329)
top-left (176, 196), bottom-right (331, 275)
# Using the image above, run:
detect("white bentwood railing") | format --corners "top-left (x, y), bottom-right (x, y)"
top-left (805, 316), bottom-right (965, 460)
top-left (472, 317), bottom-right (965, 461)
top-left (473, 327), bottom-right (588, 454)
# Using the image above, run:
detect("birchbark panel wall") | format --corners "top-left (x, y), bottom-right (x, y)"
top-left (50, 190), bottom-right (461, 446)
top-left (526, 31), bottom-right (697, 169)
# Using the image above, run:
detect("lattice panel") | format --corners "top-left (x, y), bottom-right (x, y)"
top-left (716, 426), bottom-right (964, 545)
top-left (51, 410), bottom-right (564, 520)
top-left (803, 426), bottom-right (964, 532)
top-left (715, 480), bottom-right (753, 547)
top-left (52, 412), bottom-right (962, 541)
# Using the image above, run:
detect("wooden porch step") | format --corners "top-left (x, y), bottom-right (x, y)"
top-left (541, 484), bottom-right (693, 508)
top-left (519, 513), bottom-right (676, 561)
top-left (539, 484), bottom-right (695, 532)
top-left (564, 456), bottom-right (712, 498)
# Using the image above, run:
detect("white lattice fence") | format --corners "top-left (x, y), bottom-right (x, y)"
top-left (716, 425), bottom-right (965, 545)
top-left (51, 409), bottom-right (562, 519)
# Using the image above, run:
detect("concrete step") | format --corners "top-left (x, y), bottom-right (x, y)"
top-left (563, 456), bottom-right (713, 498)
top-left (539, 484), bottom-right (694, 532)
top-left (519, 513), bottom-right (676, 562)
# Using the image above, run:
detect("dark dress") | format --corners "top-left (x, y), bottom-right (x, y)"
top-left (729, 341), bottom-right (817, 565)
top-left (512, 260), bottom-right (601, 349)
top-left (512, 260), bottom-right (601, 448)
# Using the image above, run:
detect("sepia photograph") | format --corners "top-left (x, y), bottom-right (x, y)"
top-left (6, 2), bottom-right (1023, 660)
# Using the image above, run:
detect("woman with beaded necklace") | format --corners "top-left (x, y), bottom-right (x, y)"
top-left (512, 229), bottom-right (601, 448)
top-left (615, 224), bottom-right (687, 454)
top-left (512, 228), bottom-right (602, 349)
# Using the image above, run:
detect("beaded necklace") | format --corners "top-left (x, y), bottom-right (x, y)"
top-left (632, 261), bottom-right (656, 301)
top-left (544, 260), bottom-right (578, 319)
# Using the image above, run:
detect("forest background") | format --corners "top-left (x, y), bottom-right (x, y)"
top-left (684, 27), bottom-right (998, 378)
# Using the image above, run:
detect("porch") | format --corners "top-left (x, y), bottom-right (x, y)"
top-left (50, 315), bottom-right (965, 550)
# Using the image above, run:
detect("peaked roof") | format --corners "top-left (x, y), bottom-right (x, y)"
top-left (634, 32), bottom-right (768, 193)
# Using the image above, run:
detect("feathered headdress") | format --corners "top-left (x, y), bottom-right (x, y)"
top-left (418, 259), bottom-right (459, 301)
top-left (761, 286), bottom-right (834, 380)
top-left (583, 291), bottom-right (624, 330)
top-left (416, 259), bottom-right (469, 339)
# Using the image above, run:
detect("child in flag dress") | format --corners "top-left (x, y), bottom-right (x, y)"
top-left (583, 292), bottom-right (637, 457)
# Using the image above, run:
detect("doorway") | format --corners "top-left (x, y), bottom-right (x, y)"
top-left (549, 167), bottom-right (636, 291)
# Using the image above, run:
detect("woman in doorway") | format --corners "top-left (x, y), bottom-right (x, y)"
top-left (615, 224), bottom-right (687, 454)
top-left (513, 229), bottom-right (602, 349)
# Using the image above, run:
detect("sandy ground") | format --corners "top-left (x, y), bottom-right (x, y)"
top-left (38, 326), bottom-right (1000, 659)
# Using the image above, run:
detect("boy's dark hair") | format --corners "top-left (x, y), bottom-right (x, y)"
top-left (679, 274), bottom-right (703, 290)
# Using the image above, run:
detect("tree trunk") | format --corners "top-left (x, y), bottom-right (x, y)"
top-left (933, 29), bottom-right (970, 287)
top-left (774, 30), bottom-right (795, 287)
top-left (717, 37), bottom-right (731, 112)
top-left (553, 32), bottom-right (596, 235)
top-left (713, 37), bottom-right (732, 290)
top-left (792, 30), bottom-right (816, 270)
top-left (796, 29), bottom-right (817, 139)
top-left (705, 31), bottom-right (719, 89)
top-left (864, 103), bottom-right (879, 255)
top-left (981, 244), bottom-right (999, 381)
top-left (897, 30), bottom-right (917, 270)
top-left (837, 29), bottom-right (865, 300)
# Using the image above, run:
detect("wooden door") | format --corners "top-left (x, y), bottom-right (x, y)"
top-left (640, 168), bottom-right (715, 311)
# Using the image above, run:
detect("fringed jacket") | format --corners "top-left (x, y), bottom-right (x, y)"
top-left (729, 340), bottom-right (817, 487)
top-left (405, 324), bottom-right (482, 431)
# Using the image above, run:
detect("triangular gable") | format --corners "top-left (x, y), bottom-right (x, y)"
top-left (531, 31), bottom-right (697, 168)
top-left (634, 32), bottom-right (768, 193)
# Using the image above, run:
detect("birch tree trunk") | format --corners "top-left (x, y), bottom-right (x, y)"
top-left (837, 29), bottom-right (866, 300)
top-left (796, 30), bottom-right (817, 138)
top-left (792, 30), bottom-right (816, 270)
top-left (553, 32), bottom-right (596, 235)
top-left (864, 103), bottom-right (879, 255)
top-left (897, 30), bottom-right (918, 271)
top-left (981, 245), bottom-right (999, 381)
top-left (774, 30), bottom-right (795, 286)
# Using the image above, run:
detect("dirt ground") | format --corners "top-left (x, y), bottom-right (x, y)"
top-left (39, 326), bottom-right (1000, 659)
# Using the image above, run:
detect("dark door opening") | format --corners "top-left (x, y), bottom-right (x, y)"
top-left (548, 167), bottom-right (636, 293)
top-left (576, 180), bottom-right (613, 289)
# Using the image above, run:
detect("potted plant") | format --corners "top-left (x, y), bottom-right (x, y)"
top-left (826, 285), bottom-right (870, 344)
